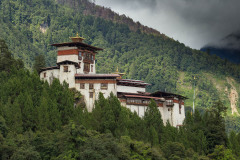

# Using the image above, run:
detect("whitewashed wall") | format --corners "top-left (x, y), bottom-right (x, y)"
top-left (59, 65), bottom-right (76, 88)
top-left (125, 105), bottom-right (147, 118)
top-left (117, 85), bottom-right (145, 93)
top-left (57, 55), bottom-right (79, 63)
top-left (40, 69), bottom-right (59, 84)
top-left (122, 100), bottom-right (185, 127)
top-left (76, 83), bottom-right (117, 111)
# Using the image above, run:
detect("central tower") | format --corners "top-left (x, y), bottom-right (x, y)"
top-left (51, 33), bottom-right (103, 74)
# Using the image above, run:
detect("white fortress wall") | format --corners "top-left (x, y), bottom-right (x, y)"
top-left (59, 65), bottom-right (76, 88)
top-left (117, 85), bottom-right (145, 93)
top-left (57, 55), bottom-right (79, 63)
top-left (40, 69), bottom-right (60, 84)
top-left (76, 81), bottom-right (117, 112)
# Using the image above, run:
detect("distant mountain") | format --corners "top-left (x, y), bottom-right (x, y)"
top-left (201, 32), bottom-right (240, 64)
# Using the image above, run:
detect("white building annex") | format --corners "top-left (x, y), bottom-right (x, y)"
top-left (40, 34), bottom-right (187, 127)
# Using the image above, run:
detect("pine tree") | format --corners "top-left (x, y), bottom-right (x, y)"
top-left (205, 101), bottom-right (228, 153)
top-left (33, 54), bottom-right (46, 73)
top-left (150, 126), bottom-right (159, 146)
top-left (37, 90), bottom-right (50, 131)
top-left (144, 99), bottom-right (164, 144)
top-left (22, 93), bottom-right (36, 131)
top-left (6, 98), bottom-right (23, 133)
top-left (48, 100), bottom-right (61, 131)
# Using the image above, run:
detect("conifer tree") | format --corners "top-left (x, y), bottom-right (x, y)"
top-left (22, 93), bottom-right (35, 131)
top-left (92, 93), bottom-right (106, 132)
top-left (205, 101), bottom-right (228, 153)
top-left (144, 99), bottom-right (164, 144)
top-left (150, 126), bottom-right (159, 146)
top-left (6, 98), bottom-right (23, 133)
top-left (33, 54), bottom-right (46, 73)
top-left (0, 116), bottom-right (8, 137)
top-left (48, 100), bottom-right (61, 131)
top-left (37, 90), bottom-right (50, 131)
top-left (229, 131), bottom-right (240, 157)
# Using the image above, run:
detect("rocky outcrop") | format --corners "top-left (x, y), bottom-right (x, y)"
top-left (227, 77), bottom-right (239, 115)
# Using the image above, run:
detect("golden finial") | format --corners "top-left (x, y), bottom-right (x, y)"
top-left (112, 66), bottom-right (125, 79)
top-left (116, 66), bottom-right (119, 73)
top-left (70, 32), bottom-right (85, 42)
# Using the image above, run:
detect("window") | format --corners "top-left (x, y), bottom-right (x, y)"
top-left (80, 83), bottom-right (85, 89)
top-left (91, 55), bottom-right (94, 61)
top-left (89, 83), bottom-right (94, 89)
top-left (166, 100), bottom-right (173, 106)
top-left (91, 65), bottom-right (93, 72)
top-left (64, 66), bottom-right (68, 72)
top-left (79, 62), bottom-right (81, 68)
top-left (84, 63), bottom-right (90, 72)
top-left (101, 83), bottom-right (108, 90)
top-left (90, 92), bottom-right (93, 98)
top-left (44, 72), bottom-right (46, 78)
top-left (79, 51), bottom-right (82, 60)
top-left (179, 106), bottom-right (182, 114)
top-left (85, 53), bottom-right (90, 60)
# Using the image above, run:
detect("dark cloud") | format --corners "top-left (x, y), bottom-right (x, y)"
top-left (95, 0), bottom-right (240, 49)
top-left (207, 31), bottom-right (240, 50)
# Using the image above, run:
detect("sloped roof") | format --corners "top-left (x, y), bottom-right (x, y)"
top-left (51, 42), bottom-right (103, 51)
top-left (150, 91), bottom-right (188, 99)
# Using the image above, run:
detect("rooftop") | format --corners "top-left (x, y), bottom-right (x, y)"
top-left (51, 33), bottom-right (103, 51)
top-left (150, 91), bottom-right (188, 99)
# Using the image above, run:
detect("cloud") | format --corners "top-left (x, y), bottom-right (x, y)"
top-left (95, 0), bottom-right (240, 49)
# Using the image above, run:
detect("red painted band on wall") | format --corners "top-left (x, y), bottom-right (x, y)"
top-left (58, 49), bottom-right (79, 55)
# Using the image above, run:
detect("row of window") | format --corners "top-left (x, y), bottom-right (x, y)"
top-left (79, 51), bottom-right (94, 61)
top-left (80, 83), bottom-right (108, 90)
top-left (63, 64), bottom-right (94, 73)
top-left (127, 99), bottom-right (150, 105)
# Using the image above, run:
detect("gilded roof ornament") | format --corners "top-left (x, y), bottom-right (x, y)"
top-left (70, 32), bottom-right (85, 42)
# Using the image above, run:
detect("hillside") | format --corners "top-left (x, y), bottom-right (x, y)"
top-left (0, 0), bottom-right (240, 131)
top-left (0, 40), bottom-right (236, 159)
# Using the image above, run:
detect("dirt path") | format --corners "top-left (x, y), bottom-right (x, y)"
top-left (227, 78), bottom-right (240, 115)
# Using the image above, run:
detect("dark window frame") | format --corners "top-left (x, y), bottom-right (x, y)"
top-left (101, 83), bottom-right (108, 90)
top-left (89, 83), bottom-right (94, 89)
top-left (90, 92), bottom-right (93, 98)
top-left (63, 66), bottom-right (68, 72)
top-left (80, 83), bottom-right (85, 89)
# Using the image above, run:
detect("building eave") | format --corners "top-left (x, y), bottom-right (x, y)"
top-left (51, 42), bottom-right (103, 51)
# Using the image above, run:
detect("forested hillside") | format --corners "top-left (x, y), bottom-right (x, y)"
top-left (1, 40), bottom-right (240, 159)
top-left (1, 0), bottom-right (240, 131)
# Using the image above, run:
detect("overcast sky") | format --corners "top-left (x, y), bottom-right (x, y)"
top-left (95, 0), bottom-right (240, 50)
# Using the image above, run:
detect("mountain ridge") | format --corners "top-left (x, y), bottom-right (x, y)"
top-left (201, 32), bottom-right (240, 64)
top-left (55, 0), bottom-right (169, 37)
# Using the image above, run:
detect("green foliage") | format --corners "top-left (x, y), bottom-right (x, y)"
top-left (1, 1), bottom-right (240, 159)
top-left (33, 54), bottom-right (46, 73)
top-left (208, 145), bottom-right (236, 160)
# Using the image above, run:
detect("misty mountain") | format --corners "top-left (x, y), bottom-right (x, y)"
top-left (201, 32), bottom-right (240, 64)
